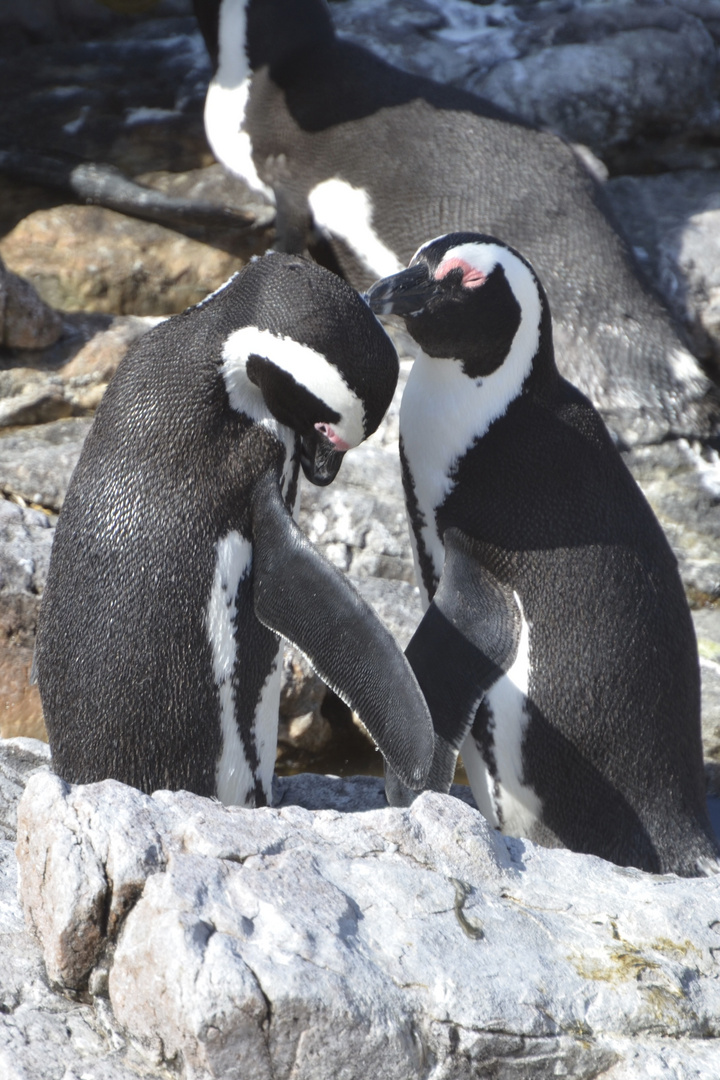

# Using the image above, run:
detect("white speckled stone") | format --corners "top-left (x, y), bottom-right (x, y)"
top-left (15, 768), bottom-right (720, 1080)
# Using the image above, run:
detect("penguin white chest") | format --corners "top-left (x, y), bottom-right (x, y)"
top-left (399, 350), bottom-right (489, 602)
top-left (206, 530), bottom-right (283, 807)
top-left (461, 598), bottom-right (542, 840)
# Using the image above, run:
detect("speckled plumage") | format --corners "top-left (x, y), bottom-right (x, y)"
top-left (36, 253), bottom-right (433, 804)
top-left (369, 234), bottom-right (719, 876)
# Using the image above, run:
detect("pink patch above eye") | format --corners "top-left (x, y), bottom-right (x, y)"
top-left (314, 422), bottom-right (351, 452)
top-left (435, 257), bottom-right (487, 289)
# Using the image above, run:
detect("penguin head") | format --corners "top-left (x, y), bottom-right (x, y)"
top-left (366, 233), bottom-right (553, 383)
top-left (218, 252), bottom-right (399, 485)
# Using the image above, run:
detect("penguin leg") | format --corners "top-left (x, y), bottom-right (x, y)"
top-left (250, 473), bottom-right (434, 789)
top-left (386, 528), bottom-right (521, 806)
top-left (273, 187), bottom-right (313, 255)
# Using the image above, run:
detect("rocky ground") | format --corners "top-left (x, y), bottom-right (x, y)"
top-left (2, 1), bottom-right (720, 1074)
top-left (4, 736), bottom-right (720, 1080)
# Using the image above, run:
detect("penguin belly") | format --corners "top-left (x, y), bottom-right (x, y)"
top-left (459, 597), bottom-right (545, 843)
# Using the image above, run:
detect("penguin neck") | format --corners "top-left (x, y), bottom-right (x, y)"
top-left (205, 0), bottom-right (334, 78)
top-left (244, 0), bottom-right (334, 73)
top-left (221, 347), bottom-right (301, 512)
top-left (399, 327), bottom-right (545, 603)
top-left (203, 0), bottom-right (275, 200)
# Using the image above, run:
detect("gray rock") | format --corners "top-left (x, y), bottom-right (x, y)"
top-left (332, 0), bottom-right (520, 87)
top-left (0, 737), bottom-right (169, 1080)
top-left (351, 575), bottom-right (423, 651)
top-left (0, 315), bottom-right (167, 428)
top-left (334, 0), bottom-right (719, 156)
top-left (0, 258), bottom-right (63, 351)
top-left (694, 606), bottom-right (720, 792)
top-left (0, 0), bottom-right (190, 41)
top-left (476, 5), bottom-right (717, 155)
top-left (15, 769), bottom-right (720, 1080)
top-left (668, 208), bottom-right (720, 372)
top-left (604, 170), bottom-right (720, 374)
top-left (623, 440), bottom-right (720, 601)
top-left (299, 351), bottom-right (414, 585)
top-left (0, 736), bottom-right (49, 841)
top-left (0, 417), bottom-right (92, 511)
top-left (0, 499), bottom-right (53, 595)
top-left (299, 444), bottom-right (414, 584)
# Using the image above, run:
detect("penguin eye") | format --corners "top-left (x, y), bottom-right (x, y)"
top-left (439, 266), bottom-right (465, 289)
top-left (435, 257), bottom-right (488, 290)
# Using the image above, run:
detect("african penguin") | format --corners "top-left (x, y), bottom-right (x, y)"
top-left (35, 251), bottom-right (434, 806)
top-left (192, 0), bottom-right (719, 452)
top-left (366, 232), bottom-right (719, 877)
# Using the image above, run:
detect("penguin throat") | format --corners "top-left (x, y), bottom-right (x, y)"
top-left (399, 338), bottom-right (536, 598)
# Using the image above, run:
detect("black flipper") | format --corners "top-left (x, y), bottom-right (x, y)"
top-left (251, 474), bottom-right (434, 789)
top-left (386, 528), bottom-right (521, 805)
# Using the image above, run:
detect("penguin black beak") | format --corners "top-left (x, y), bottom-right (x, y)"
top-left (300, 430), bottom-right (346, 486)
top-left (365, 263), bottom-right (437, 316)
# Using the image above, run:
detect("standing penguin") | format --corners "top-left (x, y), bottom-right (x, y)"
top-left (366, 233), bottom-right (719, 877)
top-left (192, 0), bottom-right (719, 452)
top-left (35, 252), bottom-right (433, 806)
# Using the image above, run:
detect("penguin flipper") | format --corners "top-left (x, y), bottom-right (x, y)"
top-left (389, 528), bottom-right (521, 803)
top-left (251, 474), bottom-right (434, 789)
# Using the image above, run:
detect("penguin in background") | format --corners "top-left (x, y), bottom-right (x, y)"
top-left (191, 0), bottom-right (719, 453)
top-left (366, 233), bottom-right (719, 877)
top-left (35, 252), bottom-right (434, 806)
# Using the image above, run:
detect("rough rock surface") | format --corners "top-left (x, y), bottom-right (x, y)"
top-left (605, 170), bottom-right (720, 373)
top-left (0, 503), bottom-right (53, 741)
top-left (0, 257), bottom-right (63, 351)
top-left (0, 418), bottom-right (93, 513)
top-left (476, 4), bottom-right (717, 156)
top-left (0, 205), bottom-right (249, 316)
top-left (0, 315), bottom-right (166, 428)
top-left (0, 744), bottom-right (174, 1080)
top-left (12, 763), bottom-right (720, 1080)
top-left (333, 0), bottom-right (720, 164)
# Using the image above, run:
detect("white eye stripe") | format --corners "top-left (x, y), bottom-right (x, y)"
top-left (221, 326), bottom-right (366, 447)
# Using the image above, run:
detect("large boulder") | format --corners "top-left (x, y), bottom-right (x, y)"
top-left (13, 763), bottom-right (720, 1079)
top-left (605, 170), bottom-right (720, 375)
top-left (333, 0), bottom-right (719, 160)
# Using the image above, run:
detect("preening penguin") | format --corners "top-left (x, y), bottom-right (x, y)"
top-left (35, 252), bottom-right (434, 806)
top-left (367, 233), bottom-right (719, 877)
top-left (192, 0), bottom-right (719, 451)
